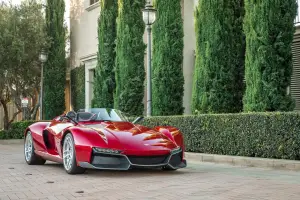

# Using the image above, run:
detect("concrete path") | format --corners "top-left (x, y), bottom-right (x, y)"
top-left (0, 143), bottom-right (300, 200)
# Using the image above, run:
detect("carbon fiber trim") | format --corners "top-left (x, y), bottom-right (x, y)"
top-left (78, 147), bottom-right (187, 170)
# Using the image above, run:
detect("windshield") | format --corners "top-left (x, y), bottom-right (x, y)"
top-left (76, 108), bottom-right (129, 122)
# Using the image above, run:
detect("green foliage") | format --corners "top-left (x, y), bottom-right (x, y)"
top-left (71, 65), bottom-right (85, 111)
top-left (114, 0), bottom-right (146, 116)
top-left (0, 121), bottom-right (36, 139)
top-left (151, 0), bottom-right (184, 116)
top-left (243, 0), bottom-right (297, 112)
top-left (0, 0), bottom-right (50, 129)
top-left (4, 112), bottom-right (300, 161)
top-left (139, 112), bottom-right (300, 160)
top-left (0, 130), bottom-right (16, 140)
top-left (192, 0), bottom-right (245, 114)
top-left (43, 0), bottom-right (66, 119)
top-left (93, 0), bottom-right (118, 108)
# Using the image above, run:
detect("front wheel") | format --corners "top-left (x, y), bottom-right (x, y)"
top-left (62, 133), bottom-right (86, 174)
top-left (24, 131), bottom-right (46, 165)
top-left (162, 166), bottom-right (177, 171)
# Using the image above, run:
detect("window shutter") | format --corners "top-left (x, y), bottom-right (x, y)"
top-left (291, 32), bottom-right (300, 110)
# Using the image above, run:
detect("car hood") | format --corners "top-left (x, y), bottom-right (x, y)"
top-left (83, 122), bottom-right (177, 155)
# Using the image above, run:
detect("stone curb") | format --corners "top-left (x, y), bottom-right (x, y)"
top-left (185, 152), bottom-right (300, 171)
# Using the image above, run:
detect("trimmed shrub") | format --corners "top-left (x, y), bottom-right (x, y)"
top-left (243, 0), bottom-right (297, 112)
top-left (192, 0), bottom-right (245, 114)
top-left (114, 0), bottom-right (146, 116)
top-left (0, 121), bottom-right (36, 139)
top-left (71, 65), bottom-right (85, 111)
top-left (151, 0), bottom-right (184, 116)
top-left (93, 0), bottom-right (117, 108)
top-left (0, 130), bottom-right (15, 140)
top-left (139, 112), bottom-right (300, 160)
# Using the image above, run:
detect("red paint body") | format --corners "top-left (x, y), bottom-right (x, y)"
top-left (25, 116), bottom-right (186, 167)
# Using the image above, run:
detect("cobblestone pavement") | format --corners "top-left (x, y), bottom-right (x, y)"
top-left (0, 143), bottom-right (300, 200)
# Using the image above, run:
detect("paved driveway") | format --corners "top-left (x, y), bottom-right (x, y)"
top-left (0, 143), bottom-right (300, 200)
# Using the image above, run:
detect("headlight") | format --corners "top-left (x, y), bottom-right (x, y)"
top-left (171, 147), bottom-right (181, 154)
top-left (94, 148), bottom-right (122, 154)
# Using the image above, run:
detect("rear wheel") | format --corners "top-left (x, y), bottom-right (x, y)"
top-left (24, 131), bottom-right (46, 165)
top-left (62, 133), bottom-right (86, 174)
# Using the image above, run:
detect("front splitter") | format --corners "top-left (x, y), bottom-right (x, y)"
top-left (78, 159), bottom-right (187, 171)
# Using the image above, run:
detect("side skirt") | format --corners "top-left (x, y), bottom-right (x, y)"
top-left (35, 150), bottom-right (63, 164)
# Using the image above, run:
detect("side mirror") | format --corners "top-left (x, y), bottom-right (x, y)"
top-left (132, 116), bottom-right (144, 124)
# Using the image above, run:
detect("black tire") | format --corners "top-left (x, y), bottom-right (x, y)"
top-left (62, 133), bottom-right (86, 174)
top-left (162, 166), bottom-right (177, 171)
top-left (24, 131), bottom-right (46, 165)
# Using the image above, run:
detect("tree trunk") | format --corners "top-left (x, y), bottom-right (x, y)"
top-left (30, 103), bottom-right (40, 120)
top-left (1, 101), bottom-right (9, 130)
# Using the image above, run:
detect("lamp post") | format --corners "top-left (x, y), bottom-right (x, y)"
top-left (142, 2), bottom-right (157, 117)
top-left (39, 49), bottom-right (48, 120)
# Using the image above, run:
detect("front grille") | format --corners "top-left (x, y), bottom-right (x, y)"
top-left (127, 155), bottom-right (169, 165)
top-left (91, 153), bottom-right (130, 169)
top-left (169, 152), bottom-right (182, 167)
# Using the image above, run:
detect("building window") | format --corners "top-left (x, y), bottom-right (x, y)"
top-left (295, 0), bottom-right (300, 25)
top-left (90, 0), bottom-right (99, 5)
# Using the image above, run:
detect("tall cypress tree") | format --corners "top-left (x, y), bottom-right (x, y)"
top-left (114, 0), bottom-right (146, 115)
top-left (152, 0), bottom-right (184, 116)
top-left (43, 0), bottom-right (66, 119)
top-left (243, 0), bottom-right (297, 112)
top-left (92, 0), bottom-right (117, 108)
top-left (192, 0), bottom-right (245, 114)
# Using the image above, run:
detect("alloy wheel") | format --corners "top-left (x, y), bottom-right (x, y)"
top-left (63, 135), bottom-right (74, 171)
top-left (24, 132), bottom-right (33, 162)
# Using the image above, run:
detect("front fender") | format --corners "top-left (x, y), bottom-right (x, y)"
top-left (62, 127), bottom-right (109, 164)
top-left (154, 126), bottom-right (185, 151)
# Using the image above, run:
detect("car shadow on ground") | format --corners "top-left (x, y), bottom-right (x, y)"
top-left (42, 162), bottom-right (189, 177)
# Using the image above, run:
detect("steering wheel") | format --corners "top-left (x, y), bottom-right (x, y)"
top-left (65, 111), bottom-right (78, 124)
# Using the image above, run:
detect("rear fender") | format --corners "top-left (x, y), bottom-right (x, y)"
top-left (61, 127), bottom-right (109, 164)
top-left (25, 122), bottom-right (51, 151)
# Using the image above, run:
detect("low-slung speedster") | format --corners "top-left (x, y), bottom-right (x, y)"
top-left (24, 108), bottom-right (187, 174)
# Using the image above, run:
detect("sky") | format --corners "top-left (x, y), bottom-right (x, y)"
top-left (0, 0), bottom-right (70, 30)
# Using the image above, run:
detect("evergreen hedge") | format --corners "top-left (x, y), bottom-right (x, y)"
top-left (139, 112), bottom-right (300, 160)
top-left (71, 65), bottom-right (85, 111)
top-left (0, 121), bottom-right (35, 139)
top-left (151, 0), bottom-right (184, 116)
top-left (43, 0), bottom-right (66, 119)
top-left (243, 0), bottom-right (297, 112)
top-left (192, 0), bottom-right (245, 114)
top-left (114, 0), bottom-right (146, 116)
top-left (3, 112), bottom-right (300, 161)
top-left (93, 0), bottom-right (117, 108)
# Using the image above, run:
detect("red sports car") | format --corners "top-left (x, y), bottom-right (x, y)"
top-left (24, 108), bottom-right (187, 174)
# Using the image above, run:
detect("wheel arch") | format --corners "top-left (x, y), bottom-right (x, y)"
top-left (59, 127), bottom-right (107, 164)
top-left (60, 130), bottom-right (72, 148)
top-left (24, 128), bottom-right (31, 138)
